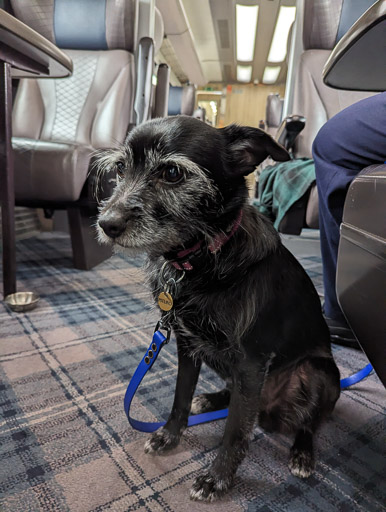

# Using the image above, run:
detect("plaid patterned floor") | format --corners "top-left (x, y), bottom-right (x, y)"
top-left (1, 233), bottom-right (385, 512)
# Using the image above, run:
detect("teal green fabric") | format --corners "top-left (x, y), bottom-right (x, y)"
top-left (255, 158), bottom-right (315, 230)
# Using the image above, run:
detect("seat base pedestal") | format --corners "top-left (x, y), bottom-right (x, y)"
top-left (68, 207), bottom-right (112, 270)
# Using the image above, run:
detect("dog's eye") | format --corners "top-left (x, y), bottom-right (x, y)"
top-left (162, 166), bottom-right (184, 184)
top-left (116, 161), bottom-right (125, 179)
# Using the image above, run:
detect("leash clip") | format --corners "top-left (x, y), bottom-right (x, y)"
top-left (154, 319), bottom-right (171, 344)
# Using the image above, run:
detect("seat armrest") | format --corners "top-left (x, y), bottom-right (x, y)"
top-left (153, 63), bottom-right (170, 118)
top-left (336, 163), bottom-right (386, 385)
top-left (276, 115), bottom-right (306, 151)
top-left (134, 36), bottom-right (155, 125)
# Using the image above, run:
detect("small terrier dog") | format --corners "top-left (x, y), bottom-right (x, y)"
top-left (97, 116), bottom-right (341, 502)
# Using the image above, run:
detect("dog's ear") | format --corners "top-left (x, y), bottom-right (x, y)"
top-left (221, 124), bottom-right (290, 176)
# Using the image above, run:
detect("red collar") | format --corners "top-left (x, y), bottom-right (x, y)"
top-left (167, 210), bottom-right (243, 271)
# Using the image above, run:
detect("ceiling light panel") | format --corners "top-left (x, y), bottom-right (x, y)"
top-left (262, 66), bottom-right (281, 84)
top-left (237, 65), bottom-right (252, 82)
top-left (236, 4), bottom-right (259, 62)
top-left (268, 6), bottom-right (296, 63)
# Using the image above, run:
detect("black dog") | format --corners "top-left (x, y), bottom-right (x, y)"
top-left (97, 116), bottom-right (341, 502)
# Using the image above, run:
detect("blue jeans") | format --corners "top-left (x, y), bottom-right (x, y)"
top-left (312, 92), bottom-right (386, 321)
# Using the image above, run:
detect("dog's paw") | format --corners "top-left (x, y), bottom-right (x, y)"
top-left (190, 472), bottom-right (231, 502)
top-left (190, 394), bottom-right (212, 415)
top-left (144, 428), bottom-right (180, 455)
top-left (191, 390), bottom-right (230, 414)
top-left (288, 449), bottom-right (314, 478)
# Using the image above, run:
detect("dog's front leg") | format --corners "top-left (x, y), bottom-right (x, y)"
top-left (190, 364), bottom-right (263, 501)
top-left (144, 337), bottom-right (201, 454)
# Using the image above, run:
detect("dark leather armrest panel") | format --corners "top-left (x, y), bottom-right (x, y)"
top-left (337, 163), bottom-right (386, 386)
top-left (342, 164), bottom-right (386, 239)
top-left (276, 115), bottom-right (306, 151)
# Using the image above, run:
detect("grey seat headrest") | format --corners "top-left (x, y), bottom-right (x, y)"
top-left (10, 0), bottom-right (137, 51)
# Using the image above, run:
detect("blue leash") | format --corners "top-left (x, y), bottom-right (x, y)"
top-left (124, 329), bottom-right (373, 433)
top-left (124, 329), bottom-right (228, 433)
top-left (340, 362), bottom-right (373, 389)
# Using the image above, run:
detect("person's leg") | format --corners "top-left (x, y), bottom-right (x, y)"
top-left (312, 92), bottom-right (386, 328)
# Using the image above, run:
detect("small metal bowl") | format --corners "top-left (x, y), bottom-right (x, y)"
top-left (4, 292), bottom-right (40, 312)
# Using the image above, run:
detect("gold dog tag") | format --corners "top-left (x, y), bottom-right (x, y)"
top-left (158, 292), bottom-right (173, 311)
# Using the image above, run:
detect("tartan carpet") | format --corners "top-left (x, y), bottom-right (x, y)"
top-left (1, 233), bottom-right (385, 512)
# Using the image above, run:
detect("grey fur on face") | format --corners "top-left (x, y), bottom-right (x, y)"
top-left (97, 146), bottom-right (218, 257)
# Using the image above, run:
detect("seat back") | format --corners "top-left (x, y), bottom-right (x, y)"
top-left (11, 0), bottom-right (138, 150)
top-left (265, 93), bottom-right (284, 137)
top-left (292, 0), bottom-right (376, 159)
top-left (168, 85), bottom-right (196, 116)
top-left (13, 49), bottom-right (135, 150)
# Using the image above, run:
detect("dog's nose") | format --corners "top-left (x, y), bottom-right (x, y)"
top-left (98, 218), bottom-right (125, 239)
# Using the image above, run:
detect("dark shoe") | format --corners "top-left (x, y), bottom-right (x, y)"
top-left (324, 316), bottom-right (361, 349)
